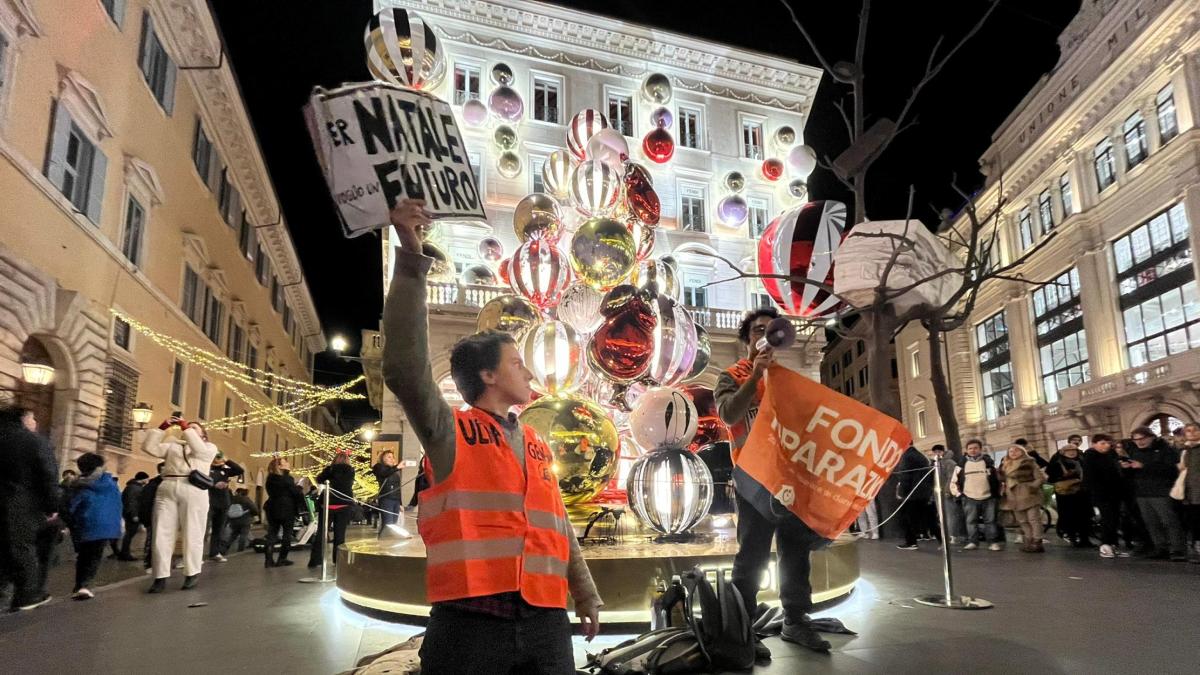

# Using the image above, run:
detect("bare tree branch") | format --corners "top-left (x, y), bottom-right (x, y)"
top-left (832, 97), bottom-right (855, 140)
top-left (775, 0), bottom-right (844, 81)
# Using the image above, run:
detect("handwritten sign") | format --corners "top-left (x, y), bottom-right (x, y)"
top-left (305, 82), bottom-right (486, 238)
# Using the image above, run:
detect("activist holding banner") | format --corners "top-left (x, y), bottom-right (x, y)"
top-left (381, 198), bottom-right (601, 675)
top-left (716, 308), bottom-right (912, 654)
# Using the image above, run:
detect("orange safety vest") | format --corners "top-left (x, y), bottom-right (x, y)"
top-left (417, 407), bottom-right (572, 608)
top-left (724, 358), bottom-right (765, 464)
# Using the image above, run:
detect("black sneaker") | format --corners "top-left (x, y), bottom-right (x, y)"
top-left (181, 574), bottom-right (199, 590)
top-left (147, 579), bottom-right (166, 594)
top-left (16, 594), bottom-right (51, 611)
top-left (276, 560), bottom-right (295, 567)
top-left (896, 544), bottom-right (919, 550)
top-left (781, 622), bottom-right (831, 653)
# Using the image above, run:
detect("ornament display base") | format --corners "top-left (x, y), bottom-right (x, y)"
top-left (335, 514), bottom-right (860, 626)
top-left (913, 594), bottom-right (993, 610)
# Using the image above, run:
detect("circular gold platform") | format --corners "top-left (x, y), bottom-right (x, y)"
top-left (336, 518), bottom-right (859, 624)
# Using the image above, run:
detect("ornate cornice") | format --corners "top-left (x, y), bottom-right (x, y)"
top-left (385, 0), bottom-right (821, 112)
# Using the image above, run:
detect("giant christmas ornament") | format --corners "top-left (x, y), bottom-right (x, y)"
top-left (461, 264), bottom-right (496, 286)
top-left (364, 8), bottom-right (445, 90)
top-left (761, 158), bottom-right (784, 182)
top-left (493, 124), bottom-right (519, 151)
top-left (518, 395), bottom-right (620, 505)
top-left (488, 85), bottom-right (524, 122)
top-left (787, 178), bottom-right (808, 201)
top-left (649, 107), bottom-right (673, 129)
top-left (757, 200), bottom-right (848, 317)
top-left (624, 163), bottom-right (660, 226)
top-left (626, 448), bottom-right (713, 536)
top-left (567, 109), bottom-right (609, 160)
top-left (647, 296), bottom-right (698, 387)
top-left (685, 323), bottom-right (711, 381)
top-left (513, 193), bottom-right (563, 242)
top-left (497, 257), bottom-right (512, 286)
top-left (462, 99), bottom-right (488, 127)
top-left (774, 125), bottom-right (796, 148)
top-left (717, 195), bottom-right (749, 227)
top-left (569, 217), bottom-right (636, 291)
top-left (511, 239), bottom-right (572, 310)
top-left (556, 282), bottom-right (604, 334)
top-left (630, 386), bottom-right (698, 451)
top-left (629, 218), bottom-right (656, 261)
top-left (478, 237), bottom-right (504, 263)
top-left (630, 257), bottom-right (680, 300)
top-left (682, 384), bottom-right (731, 453)
top-left (788, 144), bottom-right (817, 178)
top-left (476, 294), bottom-right (539, 334)
top-left (641, 73), bottom-right (673, 105)
top-left (724, 171), bottom-right (746, 194)
top-left (586, 129), bottom-right (630, 171)
top-left (496, 151), bottom-right (522, 178)
top-left (541, 150), bottom-right (574, 201)
top-left (490, 62), bottom-right (514, 85)
top-left (520, 320), bottom-right (581, 395)
top-left (421, 242), bottom-right (455, 283)
top-left (587, 285), bottom-right (656, 383)
top-left (642, 128), bottom-right (675, 164)
top-left (569, 160), bottom-right (621, 216)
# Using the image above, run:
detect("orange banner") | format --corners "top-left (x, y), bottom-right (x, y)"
top-left (735, 364), bottom-right (912, 539)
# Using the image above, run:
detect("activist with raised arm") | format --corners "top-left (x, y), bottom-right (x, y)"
top-left (715, 307), bottom-right (838, 655)
top-left (381, 198), bottom-right (601, 675)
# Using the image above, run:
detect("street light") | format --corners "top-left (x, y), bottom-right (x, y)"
top-left (131, 402), bottom-right (154, 428)
top-left (330, 335), bottom-right (349, 353)
top-left (20, 360), bottom-right (55, 386)
top-left (360, 424), bottom-right (378, 442)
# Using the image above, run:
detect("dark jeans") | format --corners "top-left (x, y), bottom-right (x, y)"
top-left (308, 506), bottom-right (352, 566)
top-left (142, 518), bottom-right (154, 568)
top-left (1, 512), bottom-right (43, 607)
top-left (1188, 504), bottom-right (1200, 541)
top-left (962, 497), bottom-right (1003, 543)
top-left (208, 508), bottom-right (228, 558)
top-left (119, 516), bottom-right (142, 557)
top-left (264, 516), bottom-right (293, 563)
top-left (1138, 497), bottom-right (1186, 555)
top-left (74, 539), bottom-right (105, 591)
top-left (1095, 495), bottom-right (1121, 547)
top-left (900, 500), bottom-right (923, 546)
top-left (221, 518), bottom-right (252, 555)
top-left (732, 492), bottom-right (824, 624)
top-left (379, 498), bottom-right (401, 529)
top-left (1055, 491), bottom-right (1092, 542)
top-left (419, 604), bottom-right (574, 675)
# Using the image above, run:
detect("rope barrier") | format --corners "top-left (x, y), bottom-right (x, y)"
top-left (856, 467), bottom-right (937, 534)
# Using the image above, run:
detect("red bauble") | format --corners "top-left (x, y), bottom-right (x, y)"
top-left (586, 285), bottom-right (657, 383)
top-left (761, 158), bottom-right (785, 181)
top-left (624, 163), bottom-right (661, 225)
top-left (756, 200), bottom-right (848, 317)
top-left (642, 128), bottom-right (675, 164)
top-left (498, 257), bottom-right (512, 287)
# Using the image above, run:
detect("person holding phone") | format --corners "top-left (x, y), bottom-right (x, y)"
top-left (141, 416), bottom-right (218, 592)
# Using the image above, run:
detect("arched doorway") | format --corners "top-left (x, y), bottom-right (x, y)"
top-left (1144, 413), bottom-right (1184, 437)
top-left (15, 337), bottom-right (56, 440)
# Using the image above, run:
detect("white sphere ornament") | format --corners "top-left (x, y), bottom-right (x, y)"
top-left (630, 386), bottom-right (698, 451)
top-left (542, 150), bottom-right (575, 201)
top-left (461, 99), bottom-right (488, 127)
top-left (568, 160), bottom-right (621, 216)
top-left (556, 282), bottom-right (604, 334)
top-left (496, 151), bottom-right (522, 179)
top-left (520, 320), bottom-right (581, 395)
top-left (787, 144), bottom-right (818, 178)
top-left (586, 128), bottom-right (630, 171)
top-left (626, 448), bottom-right (713, 536)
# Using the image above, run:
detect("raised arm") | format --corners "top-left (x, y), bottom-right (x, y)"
top-left (141, 427), bottom-right (171, 459)
top-left (380, 199), bottom-right (457, 483)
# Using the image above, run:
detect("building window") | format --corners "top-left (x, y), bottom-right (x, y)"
top-left (181, 264), bottom-right (201, 324)
top-left (224, 397), bottom-right (233, 420)
top-left (846, 378), bottom-right (856, 396)
top-left (120, 195), bottom-right (145, 266)
top-left (1017, 208), bottom-right (1034, 251)
top-left (203, 292), bottom-right (224, 347)
top-left (607, 93), bottom-right (633, 137)
top-left (742, 119), bottom-right (764, 159)
top-left (678, 106), bottom-right (702, 150)
top-left (1156, 85), bottom-right (1178, 143)
top-left (1059, 173), bottom-right (1073, 217)
top-left (241, 416), bottom-right (249, 442)
top-left (683, 283), bottom-right (707, 308)
top-left (101, 0), bottom-right (125, 26)
top-left (99, 359), bottom-right (138, 450)
top-left (530, 154), bottom-right (546, 194)
top-left (45, 104), bottom-right (106, 223)
top-left (218, 169), bottom-right (241, 228)
top-left (1032, 268), bottom-right (1088, 402)
top-left (255, 241), bottom-right (270, 286)
top-left (679, 184), bottom-right (706, 232)
top-left (197, 379), bottom-right (209, 421)
top-left (977, 311), bottom-right (1014, 421)
top-left (246, 344), bottom-right (258, 376)
top-left (0, 32), bottom-right (9, 106)
top-left (532, 77), bottom-right (560, 124)
top-left (831, 362), bottom-right (840, 378)
top-left (842, 351), bottom-right (852, 368)
top-left (752, 291), bottom-right (773, 309)
top-left (227, 321), bottom-right (245, 362)
top-left (1094, 138), bottom-right (1115, 191)
top-left (1114, 203), bottom-right (1198, 367)
top-left (748, 197), bottom-right (770, 238)
top-left (263, 365), bottom-right (273, 398)
top-left (909, 349), bottom-right (920, 377)
top-left (858, 367), bottom-right (868, 388)
top-left (271, 276), bottom-right (283, 313)
top-left (1038, 190), bottom-right (1054, 234)
top-left (856, 340), bottom-right (865, 356)
top-left (113, 316), bottom-right (131, 351)
top-left (238, 215), bottom-right (255, 262)
top-left (192, 120), bottom-right (215, 186)
top-left (915, 409), bottom-right (927, 438)
top-left (137, 12), bottom-right (176, 114)
top-left (1123, 112), bottom-right (1147, 169)
top-left (170, 359), bottom-right (185, 407)
top-left (452, 64), bottom-right (480, 105)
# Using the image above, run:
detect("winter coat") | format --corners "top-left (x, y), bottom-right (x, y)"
top-left (0, 414), bottom-right (60, 524)
top-left (316, 463), bottom-right (356, 506)
top-left (897, 447), bottom-right (933, 501)
top-left (264, 472), bottom-right (304, 522)
top-left (121, 480), bottom-right (146, 520)
top-left (137, 476), bottom-right (162, 526)
top-left (372, 461), bottom-right (402, 501)
top-left (208, 459), bottom-right (245, 510)
top-left (68, 470), bottom-right (123, 542)
top-left (1046, 451), bottom-right (1086, 495)
top-left (951, 454), bottom-right (1000, 500)
top-left (1082, 449), bottom-right (1123, 501)
top-left (226, 492), bottom-right (259, 524)
top-left (1127, 437), bottom-right (1180, 498)
top-left (1000, 455), bottom-right (1044, 512)
top-left (1182, 442), bottom-right (1200, 505)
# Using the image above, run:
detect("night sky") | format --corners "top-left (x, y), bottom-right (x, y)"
top-left (209, 0), bottom-right (1081, 425)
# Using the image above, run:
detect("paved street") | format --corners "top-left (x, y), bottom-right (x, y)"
top-left (2, 529), bottom-right (1198, 673)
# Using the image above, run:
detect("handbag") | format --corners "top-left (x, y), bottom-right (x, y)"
top-left (1054, 478), bottom-right (1083, 496)
top-left (181, 436), bottom-right (215, 491)
top-left (1169, 450), bottom-right (1187, 501)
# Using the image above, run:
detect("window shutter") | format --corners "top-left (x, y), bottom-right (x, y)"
top-left (162, 59), bottom-right (176, 115)
top-left (45, 100), bottom-right (73, 191)
top-left (85, 148), bottom-right (108, 223)
top-left (111, 0), bottom-right (127, 27)
top-left (138, 12), bottom-right (152, 76)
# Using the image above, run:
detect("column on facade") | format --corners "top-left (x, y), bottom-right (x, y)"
top-left (945, 324), bottom-right (978, 430)
top-left (1184, 183), bottom-right (1200, 290)
top-left (1077, 246), bottom-right (1125, 379)
top-left (1004, 290), bottom-right (1042, 408)
top-left (1177, 51), bottom-right (1199, 133)
top-left (1142, 94), bottom-right (1163, 155)
top-left (1110, 124), bottom-right (1129, 187)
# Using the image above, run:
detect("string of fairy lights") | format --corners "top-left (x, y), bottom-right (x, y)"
top-left (114, 309), bottom-right (380, 499)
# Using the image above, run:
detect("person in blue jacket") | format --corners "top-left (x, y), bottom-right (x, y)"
top-left (66, 452), bottom-right (122, 600)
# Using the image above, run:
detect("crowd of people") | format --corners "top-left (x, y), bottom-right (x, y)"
top-left (881, 424), bottom-right (1200, 562)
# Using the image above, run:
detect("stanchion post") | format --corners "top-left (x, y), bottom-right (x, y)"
top-left (300, 481), bottom-right (336, 584)
top-left (914, 462), bottom-right (992, 609)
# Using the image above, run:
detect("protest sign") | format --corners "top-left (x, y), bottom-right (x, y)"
top-left (733, 364), bottom-right (912, 540)
top-left (306, 81), bottom-right (486, 238)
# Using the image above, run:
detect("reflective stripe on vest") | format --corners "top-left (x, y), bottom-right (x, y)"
top-left (725, 359), bottom-right (764, 464)
top-left (417, 407), bottom-right (571, 607)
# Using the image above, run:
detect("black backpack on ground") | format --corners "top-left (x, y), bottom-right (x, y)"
top-left (584, 566), bottom-right (756, 674)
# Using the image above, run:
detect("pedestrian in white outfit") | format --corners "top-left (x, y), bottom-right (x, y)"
top-left (856, 498), bottom-right (880, 539)
top-left (141, 418), bottom-right (218, 592)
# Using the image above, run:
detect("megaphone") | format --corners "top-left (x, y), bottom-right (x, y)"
top-left (756, 316), bottom-right (797, 351)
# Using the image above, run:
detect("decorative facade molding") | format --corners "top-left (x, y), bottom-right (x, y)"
top-left (124, 155), bottom-right (165, 206)
top-left (59, 70), bottom-right (113, 141)
top-left (0, 0), bottom-right (43, 37)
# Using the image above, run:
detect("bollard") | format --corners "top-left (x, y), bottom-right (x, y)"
top-left (300, 482), bottom-right (336, 584)
top-left (914, 460), bottom-right (992, 609)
